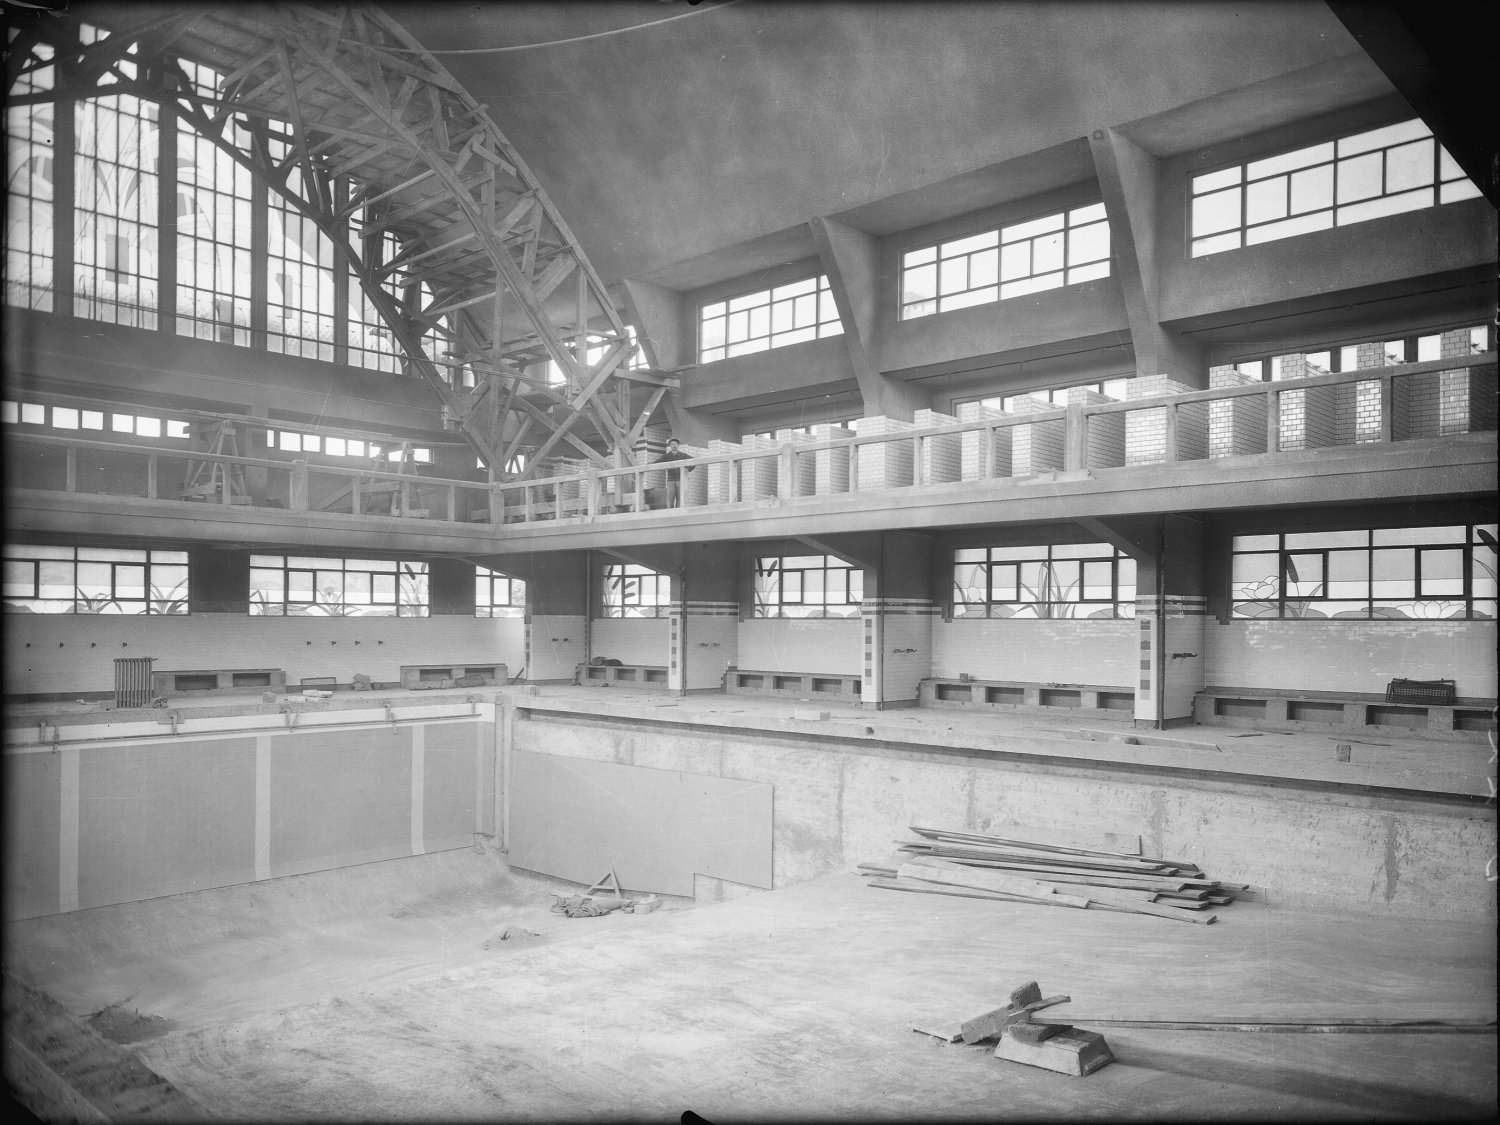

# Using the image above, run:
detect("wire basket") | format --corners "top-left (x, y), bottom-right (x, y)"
top-left (1384, 678), bottom-right (1456, 706)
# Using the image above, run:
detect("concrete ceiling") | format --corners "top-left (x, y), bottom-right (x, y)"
top-left (384, 1), bottom-right (1387, 291)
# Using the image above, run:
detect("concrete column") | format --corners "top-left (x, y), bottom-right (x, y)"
top-left (679, 542), bottom-right (740, 692)
top-left (1079, 514), bottom-right (1204, 728)
top-left (513, 551), bottom-right (587, 683)
top-left (861, 531), bottom-right (935, 709)
top-left (810, 216), bottom-right (926, 420)
top-left (1087, 127), bottom-right (1204, 385)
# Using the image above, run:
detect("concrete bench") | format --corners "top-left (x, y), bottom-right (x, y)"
top-left (151, 668), bottom-right (286, 695)
top-left (399, 663), bottom-right (506, 689)
top-left (1194, 686), bottom-right (1496, 741)
top-left (575, 663), bottom-right (670, 689)
top-left (920, 678), bottom-right (1134, 718)
top-left (724, 669), bottom-right (863, 700)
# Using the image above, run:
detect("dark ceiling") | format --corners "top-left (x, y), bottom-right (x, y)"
top-left (383, 1), bottom-right (1388, 291)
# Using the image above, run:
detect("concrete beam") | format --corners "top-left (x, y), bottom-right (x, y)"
top-left (595, 543), bottom-right (686, 576)
top-left (1088, 128), bottom-right (1204, 385)
top-left (810, 217), bottom-right (925, 420)
top-left (619, 278), bottom-right (686, 372)
top-left (1076, 515), bottom-right (1160, 561)
top-left (792, 532), bottom-right (882, 571)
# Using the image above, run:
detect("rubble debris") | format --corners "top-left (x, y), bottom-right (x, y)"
top-left (913, 984), bottom-right (1069, 1045)
top-left (995, 1026), bottom-right (1115, 1076)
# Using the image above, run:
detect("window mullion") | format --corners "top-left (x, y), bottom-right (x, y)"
top-left (155, 64), bottom-right (176, 336)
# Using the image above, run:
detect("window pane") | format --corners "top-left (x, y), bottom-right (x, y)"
top-left (1419, 548), bottom-right (1464, 596)
top-left (115, 564), bottom-right (146, 599)
top-left (902, 263), bottom-right (936, 305)
top-left (1231, 553), bottom-right (1278, 599)
top-left (1288, 163), bottom-right (1334, 214)
top-left (1371, 548), bottom-right (1415, 597)
top-left (1385, 138), bottom-right (1434, 193)
top-left (1003, 213), bottom-right (1064, 242)
top-left (1068, 221), bottom-right (1109, 266)
top-left (1326, 551), bottom-right (1369, 598)
top-left (1285, 530), bottom-right (1366, 549)
top-left (1337, 119), bottom-right (1429, 157)
top-left (989, 563), bottom-right (1018, 601)
top-left (1032, 232), bottom-right (1064, 274)
top-left (942, 230), bottom-right (997, 258)
top-left (1246, 177), bottom-right (1288, 224)
top-left (1193, 166), bottom-right (1241, 194)
top-left (1247, 141), bottom-right (1333, 180)
top-left (999, 241), bottom-right (1030, 281)
top-left (1192, 187), bottom-right (1241, 236)
top-left (1372, 525), bottom-right (1466, 545)
top-left (1336, 152), bottom-right (1383, 204)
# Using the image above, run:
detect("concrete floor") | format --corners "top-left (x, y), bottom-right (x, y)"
top-left (5, 689), bottom-right (1495, 1120)
top-left (5, 845), bottom-right (1496, 1122)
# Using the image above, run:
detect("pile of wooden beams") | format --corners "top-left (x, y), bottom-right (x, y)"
top-left (859, 825), bottom-right (1257, 925)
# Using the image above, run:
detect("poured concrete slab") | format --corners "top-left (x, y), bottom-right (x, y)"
top-left (5, 851), bottom-right (1494, 1122)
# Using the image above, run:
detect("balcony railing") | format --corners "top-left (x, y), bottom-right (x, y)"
top-left (5, 355), bottom-right (1494, 528)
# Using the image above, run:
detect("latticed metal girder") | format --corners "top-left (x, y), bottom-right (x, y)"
top-left (8, 2), bottom-right (665, 479)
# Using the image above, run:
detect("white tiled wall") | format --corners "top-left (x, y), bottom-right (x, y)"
top-left (4, 612), bottom-right (527, 695)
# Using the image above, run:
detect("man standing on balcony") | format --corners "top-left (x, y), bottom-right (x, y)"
top-left (651, 437), bottom-right (690, 507)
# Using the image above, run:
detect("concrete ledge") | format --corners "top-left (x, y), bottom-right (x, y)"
top-left (1195, 686), bottom-right (1497, 742)
top-left (921, 678), bottom-right (1134, 720)
top-left (575, 663), bottom-right (670, 689)
top-left (726, 668), bottom-right (863, 701)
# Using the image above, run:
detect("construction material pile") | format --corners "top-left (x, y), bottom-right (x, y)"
top-left (860, 825), bottom-right (1256, 924)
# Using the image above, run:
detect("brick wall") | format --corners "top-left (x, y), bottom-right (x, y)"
top-left (913, 409), bottom-right (961, 484)
top-left (1123, 376), bottom-right (1206, 464)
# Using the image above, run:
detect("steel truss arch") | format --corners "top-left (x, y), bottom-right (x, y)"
top-left (6, 2), bottom-right (665, 479)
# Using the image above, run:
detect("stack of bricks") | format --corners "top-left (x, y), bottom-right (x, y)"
top-left (1123, 376), bottom-right (1205, 465)
top-left (706, 439), bottom-right (740, 503)
top-left (956, 400), bottom-right (1012, 480)
top-left (854, 415), bottom-right (915, 490)
top-left (913, 409), bottom-right (962, 484)
top-left (737, 433), bottom-right (778, 500)
top-left (1070, 385), bottom-right (1127, 468)
top-left (1275, 353), bottom-right (1337, 451)
top-left (678, 443), bottom-right (708, 505)
top-left (812, 423), bottom-right (854, 495)
top-left (774, 428), bottom-right (818, 497)
top-left (1333, 341), bottom-right (1389, 445)
top-left (634, 431), bottom-right (669, 490)
top-left (1007, 395), bottom-right (1066, 477)
top-left (1207, 366), bottom-right (1268, 458)
top-left (548, 457), bottom-right (589, 505)
top-left (1437, 327), bottom-right (1495, 436)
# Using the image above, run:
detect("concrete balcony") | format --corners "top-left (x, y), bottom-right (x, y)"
top-left (5, 356), bottom-right (1495, 556)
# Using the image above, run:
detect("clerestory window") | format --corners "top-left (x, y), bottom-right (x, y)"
top-left (1190, 118), bottom-right (1483, 258)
